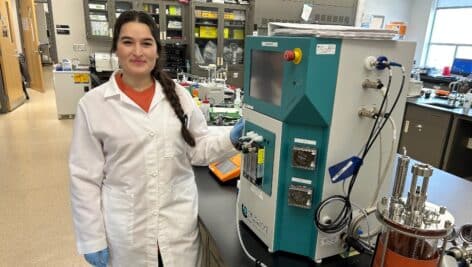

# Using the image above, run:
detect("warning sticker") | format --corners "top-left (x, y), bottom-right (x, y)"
top-left (73, 74), bottom-right (90, 84)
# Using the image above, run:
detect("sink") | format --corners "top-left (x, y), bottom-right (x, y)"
top-left (426, 102), bottom-right (459, 109)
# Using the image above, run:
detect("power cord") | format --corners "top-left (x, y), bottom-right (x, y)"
top-left (235, 180), bottom-right (268, 267)
top-left (314, 67), bottom-right (393, 233)
top-left (314, 62), bottom-right (406, 243)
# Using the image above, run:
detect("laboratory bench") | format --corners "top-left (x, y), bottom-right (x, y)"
top-left (399, 95), bottom-right (472, 180)
top-left (194, 161), bottom-right (472, 267)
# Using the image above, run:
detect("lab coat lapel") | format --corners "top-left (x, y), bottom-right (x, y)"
top-left (148, 80), bottom-right (165, 112)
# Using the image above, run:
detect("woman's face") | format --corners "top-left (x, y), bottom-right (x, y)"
top-left (116, 21), bottom-right (158, 78)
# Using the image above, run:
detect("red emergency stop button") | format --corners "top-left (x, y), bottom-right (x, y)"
top-left (283, 48), bottom-right (302, 64)
top-left (284, 50), bottom-right (295, 61)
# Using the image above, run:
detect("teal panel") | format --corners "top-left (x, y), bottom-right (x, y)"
top-left (243, 36), bottom-right (342, 126)
top-left (285, 38), bottom-right (342, 126)
top-left (284, 95), bottom-right (326, 126)
top-left (243, 36), bottom-right (312, 121)
top-left (273, 123), bottom-right (330, 258)
top-left (242, 35), bottom-right (342, 258)
top-left (244, 121), bottom-right (275, 196)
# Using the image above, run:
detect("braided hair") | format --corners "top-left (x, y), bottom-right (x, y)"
top-left (111, 10), bottom-right (195, 147)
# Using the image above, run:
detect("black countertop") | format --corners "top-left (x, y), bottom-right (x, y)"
top-left (407, 94), bottom-right (472, 118)
top-left (195, 162), bottom-right (472, 267)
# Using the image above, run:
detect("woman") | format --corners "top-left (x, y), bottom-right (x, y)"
top-left (69, 10), bottom-right (243, 267)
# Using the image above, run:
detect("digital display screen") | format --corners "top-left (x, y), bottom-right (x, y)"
top-left (451, 58), bottom-right (472, 76)
top-left (249, 51), bottom-right (283, 106)
top-left (216, 159), bottom-right (237, 174)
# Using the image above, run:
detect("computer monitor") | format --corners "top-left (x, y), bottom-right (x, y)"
top-left (451, 58), bottom-right (472, 76)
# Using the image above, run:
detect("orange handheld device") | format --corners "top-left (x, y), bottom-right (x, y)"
top-left (208, 154), bottom-right (241, 182)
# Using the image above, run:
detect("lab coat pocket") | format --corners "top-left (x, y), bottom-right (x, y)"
top-left (171, 177), bottom-right (199, 234)
top-left (164, 116), bottom-right (187, 158)
top-left (102, 187), bottom-right (134, 245)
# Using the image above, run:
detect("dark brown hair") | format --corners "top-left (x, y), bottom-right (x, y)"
top-left (111, 10), bottom-right (195, 147)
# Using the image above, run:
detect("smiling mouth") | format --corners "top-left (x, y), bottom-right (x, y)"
top-left (131, 60), bottom-right (146, 64)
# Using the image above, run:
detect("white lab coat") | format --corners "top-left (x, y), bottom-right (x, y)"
top-left (69, 71), bottom-right (236, 267)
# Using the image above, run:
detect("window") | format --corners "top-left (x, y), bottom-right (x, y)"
top-left (425, 1), bottom-right (472, 72)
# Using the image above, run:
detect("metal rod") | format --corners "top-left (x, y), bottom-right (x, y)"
top-left (409, 173), bottom-right (418, 196)
top-left (438, 237), bottom-right (448, 267)
top-left (392, 154), bottom-right (410, 201)
top-left (380, 229), bottom-right (390, 267)
top-left (421, 176), bottom-right (430, 197)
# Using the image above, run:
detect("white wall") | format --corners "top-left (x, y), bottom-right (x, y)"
top-left (35, 3), bottom-right (49, 45)
top-left (362, 0), bottom-right (412, 24)
top-left (50, 0), bottom-right (89, 63)
top-left (356, 0), bottom-right (435, 66)
top-left (50, 0), bottom-right (111, 64)
top-left (407, 0), bottom-right (435, 66)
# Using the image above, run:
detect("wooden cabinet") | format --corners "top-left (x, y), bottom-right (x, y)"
top-left (189, 2), bottom-right (250, 87)
top-left (398, 104), bottom-right (453, 168)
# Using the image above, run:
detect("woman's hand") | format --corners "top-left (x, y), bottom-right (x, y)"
top-left (84, 247), bottom-right (109, 267)
top-left (230, 118), bottom-right (245, 148)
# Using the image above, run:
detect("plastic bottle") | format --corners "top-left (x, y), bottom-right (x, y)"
top-left (463, 90), bottom-right (472, 114)
top-left (192, 83), bottom-right (200, 98)
top-left (233, 88), bottom-right (242, 113)
top-left (200, 99), bottom-right (210, 122)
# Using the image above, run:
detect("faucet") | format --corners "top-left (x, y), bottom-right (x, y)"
top-left (448, 89), bottom-right (458, 106)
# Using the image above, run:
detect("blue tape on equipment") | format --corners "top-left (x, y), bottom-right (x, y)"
top-left (328, 156), bottom-right (363, 183)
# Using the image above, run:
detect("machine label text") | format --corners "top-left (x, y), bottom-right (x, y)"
top-left (316, 44), bottom-right (336, 55)
top-left (262, 41), bottom-right (278, 47)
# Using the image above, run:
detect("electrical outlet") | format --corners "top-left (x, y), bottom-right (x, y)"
top-left (73, 44), bottom-right (88, 52)
top-left (467, 138), bottom-right (472, 150)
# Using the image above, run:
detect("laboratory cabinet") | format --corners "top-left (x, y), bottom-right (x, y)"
top-left (113, 0), bottom-right (137, 19)
top-left (83, 0), bottom-right (112, 40)
top-left (443, 116), bottom-right (472, 180)
top-left (189, 2), bottom-right (250, 87)
top-left (398, 104), bottom-right (453, 168)
top-left (53, 70), bottom-right (91, 119)
top-left (141, 1), bottom-right (189, 44)
top-left (83, 0), bottom-right (138, 40)
top-left (84, 0), bottom-right (187, 42)
top-left (199, 221), bottom-right (226, 267)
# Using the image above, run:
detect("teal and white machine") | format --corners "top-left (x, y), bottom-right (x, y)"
top-left (237, 34), bottom-right (416, 262)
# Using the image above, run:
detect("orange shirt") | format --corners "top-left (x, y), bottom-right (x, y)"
top-left (115, 74), bottom-right (155, 112)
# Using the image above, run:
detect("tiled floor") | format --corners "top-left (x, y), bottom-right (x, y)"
top-left (0, 66), bottom-right (88, 266)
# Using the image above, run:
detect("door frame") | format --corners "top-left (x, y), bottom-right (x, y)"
top-left (16, 0), bottom-right (58, 63)
top-left (18, 0), bottom-right (48, 92)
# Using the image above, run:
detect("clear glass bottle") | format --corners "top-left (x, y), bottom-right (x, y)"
top-left (200, 99), bottom-right (210, 122)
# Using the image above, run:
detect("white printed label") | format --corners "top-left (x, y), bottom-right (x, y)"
top-left (262, 42), bottom-right (278, 47)
top-left (320, 236), bottom-right (338, 246)
top-left (301, 4), bottom-right (312, 22)
top-left (291, 177), bottom-right (312, 185)
top-left (316, 44), bottom-right (336, 55)
top-left (294, 138), bottom-right (316, 146)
